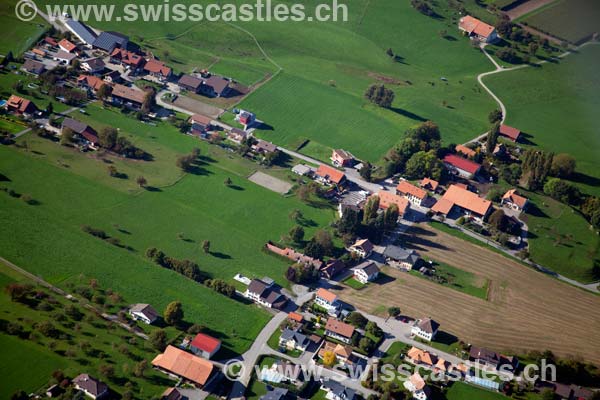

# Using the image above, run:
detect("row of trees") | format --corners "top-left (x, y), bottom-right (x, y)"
top-left (335, 196), bottom-right (399, 245)
top-left (145, 247), bottom-right (209, 283)
top-left (98, 127), bottom-right (150, 160)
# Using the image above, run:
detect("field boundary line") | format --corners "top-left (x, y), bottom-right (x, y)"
top-left (224, 22), bottom-right (283, 72)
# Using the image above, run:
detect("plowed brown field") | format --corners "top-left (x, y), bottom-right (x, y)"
top-left (334, 224), bottom-right (600, 364)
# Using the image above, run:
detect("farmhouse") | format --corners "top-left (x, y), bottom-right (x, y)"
top-left (65, 19), bottom-right (98, 46)
top-left (189, 114), bottom-right (214, 137)
top-left (431, 184), bottom-right (492, 222)
top-left (111, 84), bottom-right (146, 110)
top-left (152, 345), bottom-right (214, 387)
top-left (420, 177), bottom-right (440, 193)
top-left (144, 59), bottom-right (172, 81)
top-left (279, 328), bottom-right (310, 352)
top-left (324, 318), bottom-right (355, 344)
top-left (501, 189), bottom-right (529, 211)
top-left (178, 74), bottom-right (203, 93)
top-left (315, 165), bottom-right (346, 186)
top-left (396, 180), bottom-right (428, 207)
top-left (469, 346), bottom-right (518, 371)
top-left (72, 374), bottom-right (108, 399)
top-left (442, 154), bottom-right (481, 179)
top-left (128, 303), bottom-right (159, 324)
top-left (455, 144), bottom-right (476, 158)
top-left (383, 245), bottom-right (420, 270)
top-left (244, 278), bottom-right (287, 309)
top-left (349, 238), bottom-right (374, 259)
top-left (190, 333), bottom-right (221, 359)
top-left (320, 379), bottom-right (356, 400)
top-left (499, 124), bottom-right (521, 142)
top-left (314, 288), bottom-right (339, 315)
top-left (161, 387), bottom-right (183, 400)
top-left (93, 31), bottom-right (129, 53)
top-left (81, 57), bottom-right (105, 74)
top-left (6, 95), bottom-right (37, 116)
top-left (252, 139), bottom-right (278, 155)
top-left (353, 260), bottom-right (380, 284)
top-left (199, 75), bottom-right (230, 97)
top-left (58, 38), bottom-right (77, 53)
top-left (320, 259), bottom-right (346, 280)
top-left (458, 15), bottom-right (498, 43)
top-left (62, 118), bottom-right (99, 146)
top-left (406, 347), bottom-right (437, 367)
top-left (227, 127), bottom-right (247, 144)
top-left (53, 50), bottom-right (77, 65)
top-left (110, 48), bottom-right (145, 72)
top-left (21, 59), bottom-right (45, 75)
top-left (331, 149), bottom-right (354, 167)
top-left (411, 318), bottom-right (440, 342)
top-left (403, 372), bottom-right (431, 400)
top-left (376, 191), bottom-right (410, 216)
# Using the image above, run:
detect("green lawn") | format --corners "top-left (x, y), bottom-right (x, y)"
top-left (0, 116), bottom-right (26, 134)
top-left (0, 0), bottom-right (48, 56)
top-left (446, 382), bottom-right (508, 400)
top-left (343, 276), bottom-right (366, 290)
top-left (410, 260), bottom-right (489, 300)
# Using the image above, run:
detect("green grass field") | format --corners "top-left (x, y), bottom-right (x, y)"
top-left (0, 0), bottom-right (48, 57)
top-left (446, 382), bottom-right (508, 400)
top-left (410, 260), bottom-right (489, 300)
top-left (520, 0), bottom-right (600, 43)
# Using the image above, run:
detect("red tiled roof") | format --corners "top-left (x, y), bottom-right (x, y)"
top-left (190, 333), bottom-right (221, 353)
top-left (443, 154), bottom-right (481, 175)
top-left (499, 124), bottom-right (521, 141)
top-left (58, 38), bottom-right (77, 52)
top-left (396, 180), bottom-right (427, 200)
top-left (376, 191), bottom-right (410, 215)
top-left (110, 48), bottom-right (144, 67)
top-left (111, 83), bottom-right (146, 104)
top-left (433, 184), bottom-right (492, 217)
top-left (7, 95), bottom-right (35, 113)
top-left (316, 288), bottom-right (337, 303)
top-left (144, 59), bottom-right (171, 76)
top-left (316, 165), bottom-right (345, 185)
top-left (459, 16), bottom-right (496, 39)
top-left (325, 318), bottom-right (355, 338)
top-left (44, 37), bottom-right (58, 46)
top-left (288, 312), bottom-right (303, 322)
top-left (78, 74), bottom-right (106, 91)
top-left (502, 189), bottom-right (528, 208)
top-left (455, 144), bottom-right (476, 158)
top-left (152, 345), bottom-right (213, 385)
top-left (419, 178), bottom-right (439, 191)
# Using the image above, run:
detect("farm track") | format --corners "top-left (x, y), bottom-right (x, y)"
top-left (333, 224), bottom-right (600, 364)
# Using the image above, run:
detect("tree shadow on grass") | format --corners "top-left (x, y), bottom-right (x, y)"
top-left (227, 184), bottom-right (245, 191)
top-left (144, 186), bottom-right (162, 192)
top-left (518, 132), bottom-right (537, 146)
top-left (569, 172), bottom-right (600, 188)
top-left (389, 107), bottom-right (427, 122)
top-left (524, 202), bottom-right (548, 218)
top-left (434, 330), bottom-right (458, 346)
top-left (210, 251), bottom-right (232, 260)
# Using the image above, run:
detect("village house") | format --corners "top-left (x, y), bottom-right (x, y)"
top-left (31, 47), bottom-right (46, 58)
top-left (375, 190), bottom-right (410, 217)
top-left (536, 382), bottom-right (593, 400)
top-left (252, 139), bottom-right (278, 155)
top-left (178, 74), bottom-right (203, 93)
top-left (161, 387), bottom-right (183, 400)
top-left (383, 245), bottom-right (420, 270)
top-left (279, 328), bottom-right (310, 352)
top-left (324, 318), bottom-right (355, 344)
top-left (42, 36), bottom-right (58, 48)
top-left (499, 124), bottom-right (521, 142)
top-left (53, 50), bottom-right (77, 65)
top-left (227, 127), bottom-right (248, 144)
top-left (502, 189), bottom-right (529, 212)
top-left (58, 38), bottom-right (77, 53)
top-left (81, 57), bottom-right (105, 74)
top-left (331, 149), bottom-right (354, 167)
top-left (244, 278), bottom-right (287, 309)
top-left (419, 178), bottom-right (440, 193)
top-left (434, 358), bottom-right (453, 375)
top-left (320, 259), bottom-right (346, 280)
top-left (189, 114), bottom-right (214, 137)
top-left (260, 388), bottom-right (289, 400)
top-left (72, 374), bottom-right (108, 399)
top-left (111, 84), bottom-right (146, 110)
top-left (6, 95), bottom-right (38, 116)
top-left (292, 164), bottom-right (313, 177)
top-left (455, 144), bottom-right (476, 158)
top-left (287, 312), bottom-right (304, 330)
top-left (458, 15), bottom-right (499, 43)
top-left (318, 341), bottom-right (356, 367)
top-left (396, 180), bottom-right (428, 207)
top-left (411, 318), bottom-right (440, 342)
top-left (199, 74), bottom-right (230, 97)
top-left (103, 70), bottom-right (122, 85)
top-left (77, 74), bottom-right (107, 94)
top-left (469, 346), bottom-right (518, 371)
top-left (128, 303), bottom-right (159, 325)
top-left (109, 48), bottom-right (145, 73)
top-left (314, 288), bottom-right (340, 315)
top-left (62, 118), bottom-right (99, 147)
top-left (265, 242), bottom-right (323, 269)
top-left (237, 110), bottom-right (256, 129)
top-left (190, 333), bottom-right (221, 359)
top-left (320, 379), bottom-right (356, 400)
top-left (431, 184), bottom-right (492, 222)
top-left (443, 154), bottom-right (482, 179)
top-left (349, 238), bottom-right (374, 259)
top-left (93, 31), bottom-right (129, 53)
top-left (406, 347), bottom-right (437, 368)
top-left (403, 372), bottom-right (431, 400)
top-left (65, 19), bottom-right (97, 46)
top-left (21, 59), bottom-right (45, 76)
top-left (144, 59), bottom-right (172, 81)
top-left (315, 164), bottom-right (346, 186)
top-left (152, 345), bottom-right (214, 387)
top-left (353, 260), bottom-right (380, 284)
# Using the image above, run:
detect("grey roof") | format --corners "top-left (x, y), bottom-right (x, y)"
top-left (129, 303), bottom-right (159, 321)
top-left (322, 380), bottom-right (356, 400)
top-left (260, 388), bottom-right (288, 400)
top-left (203, 75), bottom-right (230, 95)
top-left (178, 74), bottom-right (202, 90)
top-left (355, 261), bottom-right (379, 277)
top-left (292, 164), bottom-right (312, 175)
top-left (65, 19), bottom-right (98, 45)
top-left (22, 59), bottom-right (45, 74)
top-left (247, 279), bottom-right (269, 297)
top-left (93, 31), bottom-right (128, 52)
top-left (73, 374), bottom-right (108, 397)
top-left (383, 245), bottom-right (420, 264)
top-left (54, 50), bottom-right (76, 61)
top-left (416, 318), bottom-right (439, 334)
top-left (280, 328), bottom-right (308, 347)
top-left (82, 57), bottom-right (105, 70)
top-left (62, 118), bottom-right (89, 134)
